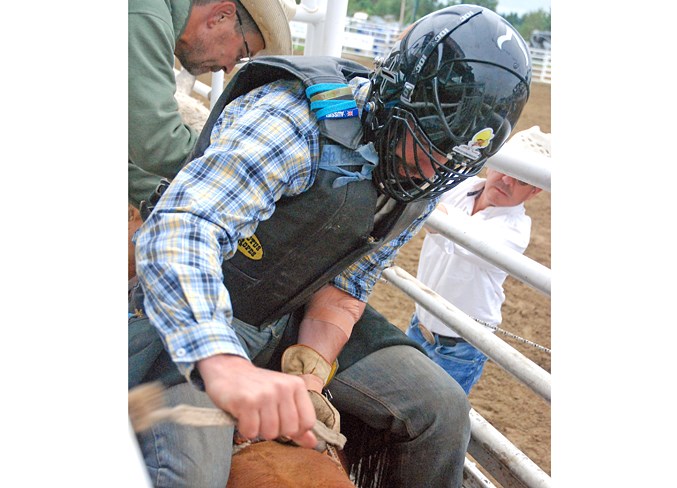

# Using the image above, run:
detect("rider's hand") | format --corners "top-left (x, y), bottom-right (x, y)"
top-left (197, 354), bottom-right (318, 448)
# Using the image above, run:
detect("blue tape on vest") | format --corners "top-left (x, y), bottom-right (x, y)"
top-left (318, 108), bottom-right (359, 120)
top-left (307, 83), bottom-right (359, 121)
top-left (305, 83), bottom-right (347, 98)
top-left (313, 100), bottom-right (358, 119)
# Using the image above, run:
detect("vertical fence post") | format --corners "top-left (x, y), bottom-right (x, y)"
top-left (323, 0), bottom-right (349, 57)
top-left (210, 71), bottom-right (224, 109)
top-left (294, 0), bottom-right (349, 57)
top-left (300, 0), bottom-right (324, 56)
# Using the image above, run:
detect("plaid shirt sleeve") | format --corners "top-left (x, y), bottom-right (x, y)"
top-left (332, 197), bottom-right (439, 301)
top-left (135, 79), bottom-right (321, 381)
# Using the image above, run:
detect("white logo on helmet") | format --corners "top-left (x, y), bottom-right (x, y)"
top-left (458, 11), bottom-right (475, 23)
top-left (497, 26), bottom-right (530, 66)
top-left (451, 128), bottom-right (495, 161)
top-left (412, 27), bottom-right (450, 76)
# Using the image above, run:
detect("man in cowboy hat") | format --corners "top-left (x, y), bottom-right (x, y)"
top-left (128, 0), bottom-right (296, 277)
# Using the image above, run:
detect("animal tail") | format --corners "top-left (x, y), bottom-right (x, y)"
top-left (341, 413), bottom-right (395, 488)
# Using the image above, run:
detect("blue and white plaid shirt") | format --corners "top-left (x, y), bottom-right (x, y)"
top-left (135, 77), bottom-right (438, 380)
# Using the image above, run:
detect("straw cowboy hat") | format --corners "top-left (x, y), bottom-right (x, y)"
top-left (241, 0), bottom-right (297, 56)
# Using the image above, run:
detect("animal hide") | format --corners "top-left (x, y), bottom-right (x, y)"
top-left (226, 441), bottom-right (354, 488)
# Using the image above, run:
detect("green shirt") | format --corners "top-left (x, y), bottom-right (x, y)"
top-left (128, 0), bottom-right (198, 207)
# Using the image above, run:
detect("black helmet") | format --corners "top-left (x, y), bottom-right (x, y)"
top-left (365, 5), bottom-right (532, 202)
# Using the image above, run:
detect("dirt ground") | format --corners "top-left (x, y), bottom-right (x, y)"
top-left (367, 82), bottom-right (552, 475)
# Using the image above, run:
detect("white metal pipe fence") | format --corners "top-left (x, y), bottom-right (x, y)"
top-left (488, 148), bottom-right (551, 193)
top-left (380, 213), bottom-right (552, 488)
top-left (530, 48), bottom-right (551, 84)
top-left (293, 0), bottom-right (349, 57)
top-left (468, 409), bottom-right (552, 488)
top-left (424, 211), bottom-right (551, 297)
top-left (381, 266), bottom-right (551, 402)
top-left (464, 456), bottom-right (497, 488)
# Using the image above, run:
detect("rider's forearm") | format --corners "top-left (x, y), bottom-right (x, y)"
top-left (296, 285), bottom-right (365, 391)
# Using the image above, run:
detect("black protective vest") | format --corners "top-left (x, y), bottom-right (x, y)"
top-left (190, 56), bottom-right (428, 326)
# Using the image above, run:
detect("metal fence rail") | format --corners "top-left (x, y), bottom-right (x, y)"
top-left (380, 262), bottom-right (552, 488)
top-left (468, 409), bottom-right (552, 488)
top-left (291, 17), bottom-right (403, 58)
top-left (530, 48), bottom-right (552, 84)
top-left (423, 211), bottom-right (551, 297)
top-left (381, 266), bottom-right (551, 403)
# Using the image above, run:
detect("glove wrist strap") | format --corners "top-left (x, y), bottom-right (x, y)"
top-left (281, 344), bottom-right (338, 387)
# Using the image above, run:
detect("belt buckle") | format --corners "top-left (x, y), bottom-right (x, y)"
top-left (418, 322), bottom-right (436, 345)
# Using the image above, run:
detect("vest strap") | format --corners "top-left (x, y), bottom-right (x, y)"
top-left (318, 143), bottom-right (378, 188)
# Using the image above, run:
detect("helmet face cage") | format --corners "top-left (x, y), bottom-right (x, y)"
top-left (368, 6), bottom-right (532, 202)
top-left (376, 107), bottom-right (483, 202)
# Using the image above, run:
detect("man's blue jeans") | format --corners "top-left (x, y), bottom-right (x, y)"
top-left (133, 309), bottom-right (471, 488)
top-left (406, 313), bottom-right (489, 395)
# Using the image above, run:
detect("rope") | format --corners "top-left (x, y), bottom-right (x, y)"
top-left (325, 444), bottom-right (347, 472)
top-left (128, 382), bottom-right (347, 449)
top-left (473, 320), bottom-right (550, 354)
top-left (375, 275), bottom-right (551, 355)
top-left (492, 325), bottom-right (551, 354)
top-left (146, 405), bottom-right (346, 449)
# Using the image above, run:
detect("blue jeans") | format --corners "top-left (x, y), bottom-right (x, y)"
top-left (330, 344), bottom-right (470, 487)
top-left (407, 314), bottom-right (488, 395)
top-left (132, 305), bottom-right (470, 488)
top-left (135, 382), bottom-right (234, 488)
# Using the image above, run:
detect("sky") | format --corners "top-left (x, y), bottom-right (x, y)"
top-left (495, 0), bottom-right (551, 16)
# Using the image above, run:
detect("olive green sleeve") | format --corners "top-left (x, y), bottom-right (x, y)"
top-left (128, 8), bottom-right (198, 205)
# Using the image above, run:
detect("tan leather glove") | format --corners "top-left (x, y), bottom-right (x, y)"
top-left (281, 344), bottom-right (341, 434)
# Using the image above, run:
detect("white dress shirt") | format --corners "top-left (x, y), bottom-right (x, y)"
top-left (415, 176), bottom-right (532, 337)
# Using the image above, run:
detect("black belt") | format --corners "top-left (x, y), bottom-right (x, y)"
top-left (437, 335), bottom-right (467, 347)
top-left (418, 322), bottom-right (467, 347)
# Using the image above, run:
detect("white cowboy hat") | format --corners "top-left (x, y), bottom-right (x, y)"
top-left (241, 0), bottom-right (297, 56)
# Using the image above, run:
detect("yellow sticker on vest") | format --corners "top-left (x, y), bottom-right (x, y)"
top-left (237, 235), bottom-right (263, 260)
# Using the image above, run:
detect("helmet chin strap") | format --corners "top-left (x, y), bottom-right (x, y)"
top-left (360, 83), bottom-right (383, 145)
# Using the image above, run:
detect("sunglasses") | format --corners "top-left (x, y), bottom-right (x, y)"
top-left (235, 10), bottom-right (251, 63)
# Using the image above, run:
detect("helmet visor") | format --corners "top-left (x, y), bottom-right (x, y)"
top-left (405, 56), bottom-right (530, 160)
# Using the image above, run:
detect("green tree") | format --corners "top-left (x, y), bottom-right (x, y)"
top-left (348, 1), bottom-right (542, 28)
top-left (348, 0), bottom-right (407, 20)
top-left (467, 0), bottom-right (498, 12)
top-left (349, 0), bottom-right (471, 25)
top-left (502, 12), bottom-right (522, 28)
top-left (516, 9), bottom-right (551, 42)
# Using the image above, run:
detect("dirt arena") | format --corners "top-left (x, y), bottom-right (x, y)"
top-left (367, 81), bottom-right (552, 475)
